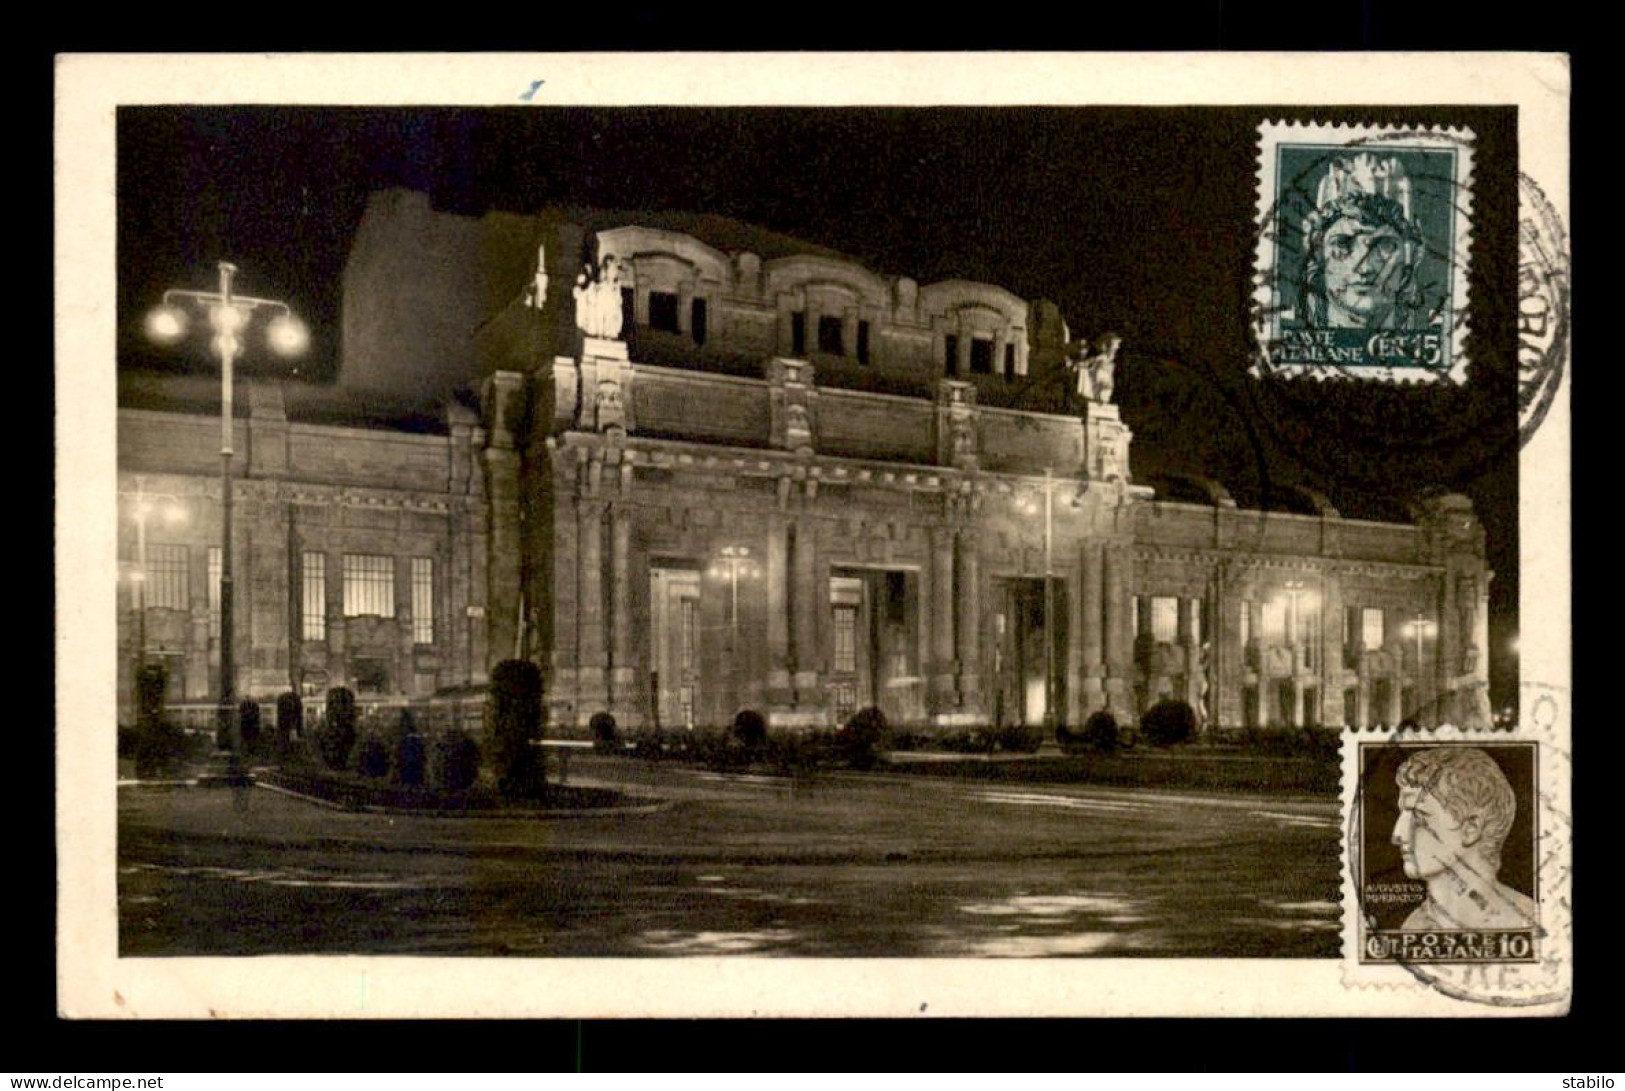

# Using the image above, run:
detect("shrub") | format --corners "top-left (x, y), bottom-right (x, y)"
top-left (275, 692), bottom-right (304, 754)
top-left (730, 709), bottom-right (768, 752)
top-left (132, 663), bottom-right (185, 777)
top-left (589, 711), bottom-right (620, 753)
top-left (355, 734), bottom-right (390, 778)
top-left (318, 686), bottom-right (358, 771)
top-left (837, 706), bottom-right (888, 770)
top-left (1079, 710), bottom-right (1121, 754)
top-left (1140, 699), bottom-right (1197, 747)
top-left (490, 659), bottom-right (545, 798)
top-left (998, 723), bottom-right (1044, 753)
top-left (432, 730), bottom-right (481, 792)
top-left (395, 731), bottom-right (427, 787)
top-left (237, 699), bottom-right (262, 756)
top-left (135, 663), bottom-right (168, 731)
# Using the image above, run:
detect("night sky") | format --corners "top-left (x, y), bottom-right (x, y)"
top-left (115, 106), bottom-right (1523, 703)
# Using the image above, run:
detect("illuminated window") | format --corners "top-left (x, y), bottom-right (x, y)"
top-left (1262, 599), bottom-right (1287, 643)
top-left (1302, 605), bottom-right (1322, 669)
top-left (144, 544), bottom-right (189, 611)
top-left (1362, 608), bottom-right (1386, 651)
top-left (343, 554), bottom-right (395, 618)
top-left (680, 598), bottom-right (697, 672)
top-left (411, 557), bottom-right (434, 645)
top-left (833, 604), bottom-right (859, 673)
top-left (208, 546), bottom-right (222, 625)
top-left (301, 552), bottom-right (326, 641)
top-left (1151, 596), bottom-right (1178, 643)
top-left (1240, 600), bottom-right (1253, 646)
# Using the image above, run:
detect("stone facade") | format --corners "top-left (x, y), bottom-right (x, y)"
top-left (117, 191), bottom-right (1494, 732)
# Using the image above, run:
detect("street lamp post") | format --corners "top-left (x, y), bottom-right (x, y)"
top-left (147, 262), bottom-right (307, 750)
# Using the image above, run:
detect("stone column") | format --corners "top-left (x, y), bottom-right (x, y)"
top-left (791, 517), bottom-right (820, 702)
top-left (576, 500), bottom-right (607, 717)
top-left (677, 282), bottom-right (694, 335)
top-left (608, 505), bottom-right (636, 722)
top-left (1388, 664), bottom-right (1404, 726)
top-left (956, 529), bottom-right (982, 711)
top-left (1079, 543), bottom-right (1105, 714)
top-left (1102, 544), bottom-right (1132, 716)
top-left (766, 513), bottom-right (792, 705)
top-left (955, 328), bottom-right (972, 376)
top-left (930, 526), bottom-right (957, 712)
top-left (1178, 596), bottom-right (1199, 710)
top-left (843, 310), bottom-right (860, 360)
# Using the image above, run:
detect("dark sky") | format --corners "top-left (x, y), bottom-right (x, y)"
top-left (115, 105), bottom-right (1524, 702)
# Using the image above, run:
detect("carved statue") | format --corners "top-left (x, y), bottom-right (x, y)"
top-left (572, 255), bottom-right (626, 340)
top-left (1066, 332), bottom-right (1124, 405)
top-left (950, 419), bottom-right (977, 463)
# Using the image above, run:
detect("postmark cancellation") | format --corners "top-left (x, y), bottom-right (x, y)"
top-left (1254, 121), bottom-right (1476, 384)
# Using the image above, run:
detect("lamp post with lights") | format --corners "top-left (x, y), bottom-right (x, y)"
top-left (147, 262), bottom-right (307, 748)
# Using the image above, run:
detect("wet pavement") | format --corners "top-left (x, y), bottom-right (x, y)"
top-left (119, 756), bottom-right (1340, 957)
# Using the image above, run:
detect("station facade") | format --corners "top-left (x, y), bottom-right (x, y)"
top-left (117, 189), bottom-right (1494, 732)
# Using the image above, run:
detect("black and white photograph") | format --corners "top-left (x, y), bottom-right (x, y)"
top-left (55, 53), bottom-right (1572, 1018)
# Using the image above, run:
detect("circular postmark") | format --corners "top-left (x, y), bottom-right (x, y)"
top-left (1344, 681), bottom-right (1571, 1007)
top-left (1514, 172), bottom-right (1571, 447)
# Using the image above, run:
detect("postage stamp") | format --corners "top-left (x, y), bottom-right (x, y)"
top-left (1253, 121), bottom-right (1475, 383)
top-left (1341, 709), bottom-right (1572, 1006)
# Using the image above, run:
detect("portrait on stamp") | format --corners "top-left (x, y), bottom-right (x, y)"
top-left (1255, 124), bottom-right (1475, 381)
top-left (1358, 742), bottom-right (1538, 963)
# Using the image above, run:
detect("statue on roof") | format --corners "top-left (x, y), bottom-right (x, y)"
top-left (573, 255), bottom-right (626, 340)
top-left (1066, 332), bottom-right (1123, 406)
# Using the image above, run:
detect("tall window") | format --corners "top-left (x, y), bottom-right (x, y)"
top-left (856, 320), bottom-right (871, 364)
top-left (343, 554), bottom-right (395, 618)
top-left (207, 546), bottom-right (222, 625)
top-left (1362, 607), bottom-right (1386, 651)
top-left (1003, 342), bottom-right (1017, 380)
top-left (691, 298), bottom-right (708, 345)
top-left (1344, 606), bottom-right (1362, 667)
top-left (1150, 596), bottom-right (1178, 643)
top-left (145, 544), bottom-right (189, 611)
top-left (648, 290), bottom-right (680, 333)
top-left (679, 597), bottom-right (697, 671)
top-left (790, 311), bottom-right (807, 356)
top-left (818, 315), bottom-right (844, 355)
top-left (969, 336), bottom-right (994, 374)
top-left (1240, 600), bottom-right (1253, 647)
top-left (1301, 603), bottom-right (1322, 669)
top-left (833, 604), bottom-right (859, 673)
top-left (411, 557), bottom-right (434, 645)
top-left (1261, 599), bottom-right (1287, 643)
top-left (944, 333), bottom-right (960, 376)
top-left (301, 552), bottom-right (326, 641)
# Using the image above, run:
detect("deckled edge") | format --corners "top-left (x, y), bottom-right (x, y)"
top-left (1251, 119), bottom-right (1475, 385)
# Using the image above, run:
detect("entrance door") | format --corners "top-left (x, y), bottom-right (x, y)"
top-left (996, 578), bottom-right (1066, 728)
top-left (650, 566), bottom-right (701, 730)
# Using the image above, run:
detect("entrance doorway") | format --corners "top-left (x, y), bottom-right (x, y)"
top-left (828, 568), bottom-right (919, 726)
top-left (650, 565), bottom-right (701, 731)
top-left (993, 578), bottom-right (1068, 729)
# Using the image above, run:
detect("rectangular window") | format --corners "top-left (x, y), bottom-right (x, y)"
top-left (856, 320), bottom-right (871, 364)
top-left (1262, 599), bottom-right (1287, 643)
top-left (833, 604), bottom-right (859, 673)
top-left (969, 336), bottom-right (994, 374)
top-left (343, 553), bottom-right (395, 618)
top-left (208, 546), bottom-right (222, 625)
top-left (411, 556), bottom-right (434, 645)
top-left (1150, 596), bottom-right (1178, 643)
top-left (1362, 607), bottom-right (1386, 651)
top-left (791, 310), bottom-right (806, 356)
top-left (301, 552), bottom-right (326, 642)
top-left (620, 287), bottom-right (636, 334)
top-left (1344, 606), bottom-right (1361, 667)
top-left (1240, 600), bottom-right (1252, 648)
top-left (680, 597), bottom-right (697, 672)
top-left (648, 290), bottom-right (681, 333)
top-left (818, 314), bottom-right (844, 355)
top-left (690, 298), bottom-right (708, 345)
top-left (144, 543), bottom-right (189, 611)
top-left (1302, 603), bottom-right (1322, 670)
top-left (1004, 342), bottom-right (1017, 380)
top-left (944, 334), bottom-right (960, 376)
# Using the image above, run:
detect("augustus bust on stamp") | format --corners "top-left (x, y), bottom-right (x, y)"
top-left (1390, 747), bottom-right (1537, 931)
